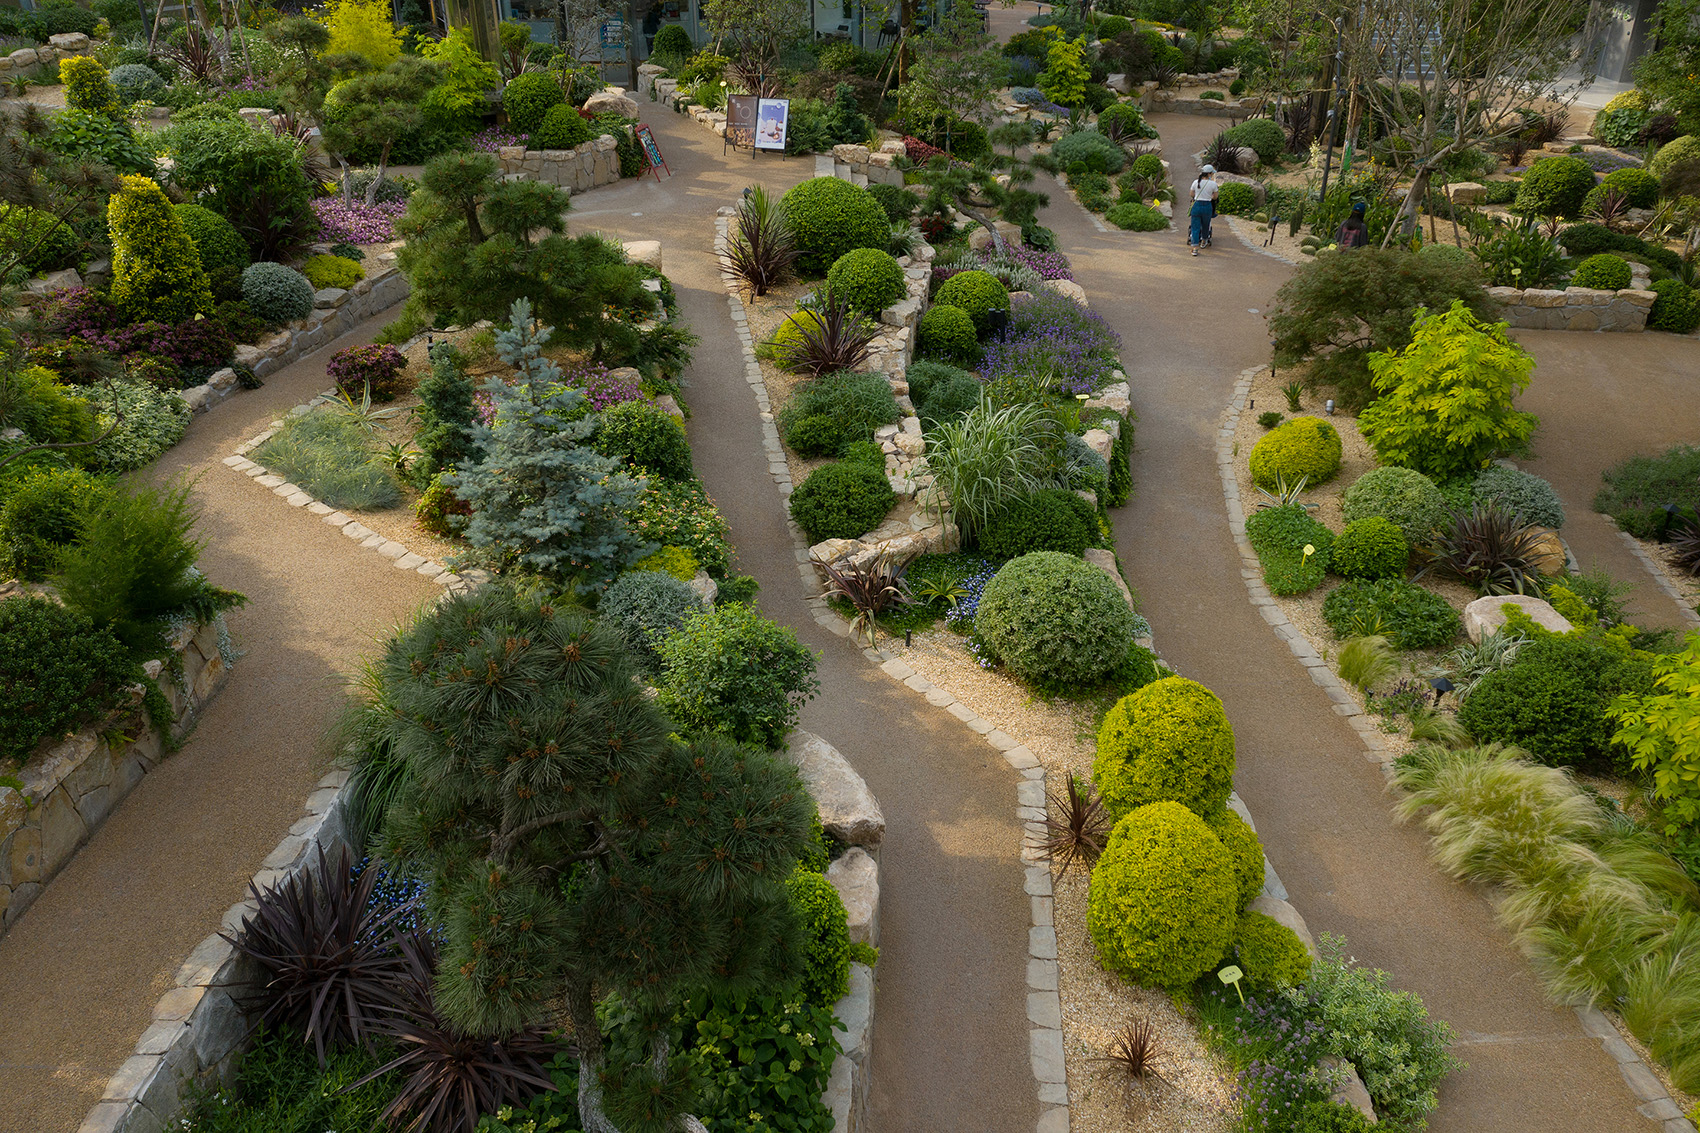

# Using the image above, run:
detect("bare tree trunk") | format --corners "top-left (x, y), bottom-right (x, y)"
top-left (366, 144), bottom-right (391, 207)
top-left (565, 976), bottom-right (619, 1133)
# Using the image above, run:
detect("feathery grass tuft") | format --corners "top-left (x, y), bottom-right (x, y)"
top-left (1337, 634), bottom-right (1397, 693)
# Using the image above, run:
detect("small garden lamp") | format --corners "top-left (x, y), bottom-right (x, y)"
top-left (1429, 676), bottom-right (1455, 705)
top-left (986, 307), bottom-right (1010, 336)
top-left (1325, 398), bottom-right (1335, 415)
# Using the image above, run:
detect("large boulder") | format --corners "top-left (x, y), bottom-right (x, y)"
top-left (584, 87), bottom-right (640, 119)
top-left (1463, 594), bottom-right (1572, 643)
top-left (1247, 894), bottom-right (1317, 959)
top-left (827, 847), bottom-right (879, 946)
top-left (785, 731), bottom-right (885, 848)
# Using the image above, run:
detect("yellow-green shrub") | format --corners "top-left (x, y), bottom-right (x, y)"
top-left (770, 310), bottom-right (826, 353)
top-left (108, 174), bottom-right (215, 324)
top-left (1232, 910), bottom-right (1313, 990)
top-left (1248, 415), bottom-right (1342, 489)
top-left (60, 56), bottom-right (119, 117)
top-left (302, 253), bottom-right (365, 290)
top-left (633, 545), bottom-right (700, 581)
top-left (1087, 801), bottom-right (1238, 988)
top-left (1093, 676), bottom-right (1236, 821)
top-left (1206, 806), bottom-right (1264, 908)
top-left (320, 0), bottom-right (403, 69)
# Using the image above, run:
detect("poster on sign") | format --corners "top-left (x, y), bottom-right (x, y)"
top-left (725, 94), bottom-right (757, 151)
top-left (754, 98), bottom-right (789, 151)
top-left (634, 123), bottom-right (670, 180)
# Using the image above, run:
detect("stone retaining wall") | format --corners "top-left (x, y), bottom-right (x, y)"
top-left (1488, 284), bottom-right (1656, 331)
top-left (0, 31), bottom-right (96, 72)
top-left (0, 611), bottom-right (232, 935)
top-left (492, 135), bottom-right (624, 193)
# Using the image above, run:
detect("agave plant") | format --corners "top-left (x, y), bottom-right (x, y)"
top-left (1425, 628), bottom-right (1526, 700)
top-left (1041, 775), bottom-right (1111, 877)
top-left (1253, 472), bottom-right (1314, 511)
top-left (772, 300), bottom-right (879, 377)
top-left (224, 844), bottom-right (414, 1067)
top-left (1421, 503), bottom-right (1550, 595)
top-left (821, 552), bottom-right (914, 646)
top-left (328, 382), bottom-right (406, 432)
top-left (349, 931), bottom-right (565, 1133)
top-left (727, 184), bottom-right (797, 296)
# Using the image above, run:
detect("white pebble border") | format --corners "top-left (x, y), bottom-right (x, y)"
top-left (1216, 363), bottom-right (1698, 1133)
top-left (715, 209), bottom-right (1069, 1131)
top-left (1616, 531), bottom-right (1700, 629)
top-left (221, 386), bottom-right (478, 597)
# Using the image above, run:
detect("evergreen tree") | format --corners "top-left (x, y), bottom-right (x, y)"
top-left (411, 342), bottom-right (481, 483)
top-left (375, 584), bottom-right (814, 1133)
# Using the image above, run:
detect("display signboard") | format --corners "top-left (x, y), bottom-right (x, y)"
top-left (724, 94), bottom-right (757, 151)
top-left (754, 98), bottom-right (789, 152)
top-left (635, 123), bottom-right (670, 181)
top-left (599, 17), bottom-right (624, 47)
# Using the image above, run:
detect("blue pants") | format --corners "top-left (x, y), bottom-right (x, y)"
top-left (1190, 200), bottom-right (1214, 247)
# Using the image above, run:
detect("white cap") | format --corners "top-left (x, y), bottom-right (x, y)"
top-left (1201, 164), bottom-right (1216, 174)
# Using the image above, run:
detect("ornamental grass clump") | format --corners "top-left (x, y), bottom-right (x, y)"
top-left (974, 552), bottom-right (1136, 690)
top-left (925, 399), bottom-right (1062, 542)
top-left (1093, 676), bottom-right (1236, 821)
top-left (254, 411), bottom-right (403, 512)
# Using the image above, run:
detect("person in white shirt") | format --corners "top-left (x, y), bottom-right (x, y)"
top-left (1189, 164), bottom-right (1220, 255)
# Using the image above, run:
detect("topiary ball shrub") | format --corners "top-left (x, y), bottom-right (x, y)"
top-left (781, 178), bottom-right (890, 276)
top-left (788, 461), bottom-right (896, 543)
top-left (1648, 279), bottom-right (1700, 334)
top-left (1321, 578), bottom-right (1462, 649)
top-left (826, 247), bottom-right (906, 314)
top-left (1594, 167), bottom-right (1660, 209)
top-left (1233, 910), bottom-right (1313, 991)
top-left (0, 466), bottom-right (107, 581)
top-left (979, 489), bottom-right (1097, 558)
top-left (1216, 182), bottom-right (1257, 215)
top-left (302, 253), bottom-right (364, 290)
top-left (1220, 118), bottom-right (1286, 164)
top-left (0, 596), bottom-right (137, 765)
top-left (1514, 155), bottom-right (1596, 219)
top-left (786, 866), bottom-right (853, 1005)
top-left (60, 55), bottom-right (120, 117)
top-left (241, 261), bottom-right (315, 325)
top-left (1331, 517), bottom-right (1409, 581)
top-left (1649, 134), bottom-right (1700, 182)
top-left (1249, 415), bottom-right (1342, 489)
top-left (1087, 801), bottom-right (1238, 989)
top-left (976, 551), bottom-right (1136, 690)
top-left (1096, 102), bottom-right (1155, 141)
top-left (1471, 466), bottom-right (1565, 529)
top-left (1130, 153), bottom-right (1165, 180)
top-left (502, 71), bottom-right (566, 134)
top-left (174, 203), bottom-right (250, 302)
top-left (655, 601), bottom-right (819, 750)
top-left (1094, 675), bottom-right (1236, 821)
top-left (600, 569), bottom-right (700, 669)
top-left (933, 269), bottom-right (1011, 336)
top-left (594, 400), bottom-right (693, 481)
top-left (1341, 466), bottom-right (1449, 548)
top-left (1104, 201), bottom-right (1169, 231)
top-left (1052, 128), bottom-right (1126, 175)
top-left (1206, 806), bottom-right (1264, 909)
top-left (916, 304), bottom-right (979, 363)
top-left (530, 103), bottom-right (593, 150)
top-left (109, 62), bottom-right (166, 106)
top-left (1570, 253), bottom-right (1631, 290)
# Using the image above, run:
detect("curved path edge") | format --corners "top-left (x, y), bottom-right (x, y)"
top-left (1214, 364), bottom-right (1697, 1133)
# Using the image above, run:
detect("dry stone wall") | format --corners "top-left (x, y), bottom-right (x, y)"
top-left (0, 31), bottom-right (97, 71)
top-left (0, 610), bottom-right (232, 935)
top-left (494, 135), bottom-right (624, 192)
top-left (1488, 284), bottom-right (1657, 331)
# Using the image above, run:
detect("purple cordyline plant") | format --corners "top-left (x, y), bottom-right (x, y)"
top-left (312, 197), bottom-right (407, 245)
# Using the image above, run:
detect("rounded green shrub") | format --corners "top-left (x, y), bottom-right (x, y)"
top-left (1205, 806), bottom-right (1264, 909)
top-left (901, 359), bottom-right (969, 405)
top-left (1248, 415), bottom-right (1342, 489)
top-left (933, 270), bottom-right (1011, 336)
top-left (781, 178), bottom-right (890, 275)
top-left (0, 366), bottom-right (93, 448)
top-left (1086, 801), bottom-right (1238, 989)
top-left (1471, 466), bottom-right (1565, 529)
top-left (979, 489), bottom-right (1096, 558)
top-left (302, 253), bottom-right (364, 291)
top-left (1649, 134), bottom-right (1700, 182)
top-left (1514, 156), bottom-right (1596, 219)
top-left (1648, 278), bottom-right (1700, 333)
top-left (1458, 634), bottom-right (1654, 768)
top-left (1417, 242), bottom-right (1474, 269)
top-left (1221, 118), bottom-right (1286, 164)
top-left (1094, 675), bottom-right (1236, 821)
top-left (868, 182), bottom-right (920, 222)
top-left (916, 304), bottom-right (978, 363)
top-left (241, 261), bottom-right (315, 324)
top-left (826, 247), bottom-right (906, 314)
top-left (1594, 167), bottom-right (1660, 209)
top-left (655, 601), bottom-right (819, 749)
top-left (788, 461), bottom-right (896, 542)
top-left (502, 71), bottom-right (566, 134)
top-left (174, 203), bottom-right (249, 302)
top-left (1321, 578), bottom-right (1461, 649)
top-left (0, 466), bottom-right (108, 581)
top-left (777, 370), bottom-right (902, 456)
top-left (770, 310), bottom-right (825, 354)
top-left (1216, 182), bottom-right (1257, 215)
top-left (1130, 153), bottom-right (1164, 180)
top-left (840, 440), bottom-right (885, 470)
top-left (787, 866), bottom-right (853, 1004)
top-left (600, 569), bottom-right (699, 668)
top-left (1341, 466), bottom-right (1448, 547)
top-left (1104, 201), bottom-right (1169, 231)
top-left (60, 55), bottom-right (120, 117)
top-left (1052, 128), bottom-right (1126, 174)
top-left (917, 372), bottom-right (981, 428)
top-left (1096, 102), bottom-right (1154, 141)
top-left (109, 173), bottom-right (215, 324)
top-left (109, 63), bottom-right (166, 106)
top-left (0, 597), bottom-right (136, 765)
top-left (976, 551), bottom-right (1135, 689)
top-left (1332, 517), bottom-right (1409, 581)
top-left (530, 103), bottom-right (593, 150)
top-left (651, 24), bottom-right (694, 61)
top-left (1233, 910), bottom-right (1313, 990)
top-left (594, 400), bottom-right (693, 481)
top-left (784, 413), bottom-right (846, 458)
top-left (0, 206), bottom-right (81, 275)
top-left (1570, 253), bottom-right (1631, 290)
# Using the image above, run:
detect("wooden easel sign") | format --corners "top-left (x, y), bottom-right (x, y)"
top-left (725, 94), bottom-right (757, 155)
top-left (635, 124), bottom-right (670, 181)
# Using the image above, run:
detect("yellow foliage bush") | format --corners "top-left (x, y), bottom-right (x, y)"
top-left (1093, 675), bottom-right (1237, 821)
top-left (319, 0), bottom-right (402, 70)
top-left (108, 174), bottom-right (214, 324)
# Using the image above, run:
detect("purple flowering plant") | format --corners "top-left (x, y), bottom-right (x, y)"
top-left (991, 243), bottom-right (1073, 281)
top-left (1197, 983), bottom-right (1333, 1133)
top-left (979, 290), bottom-right (1122, 395)
top-left (471, 126), bottom-right (530, 152)
top-left (311, 197), bottom-right (407, 245)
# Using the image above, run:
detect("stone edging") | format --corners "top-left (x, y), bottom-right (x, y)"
top-left (1215, 364), bottom-right (1699, 1133)
top-left (713, 212), bottom-right (1069, 1133)
top-left (76, 767), bottom-right (355, 1133)
top-left (1616, 531), bottom-right (1700, 629)
top-left (1223, 215), bottom-right (1301, 265)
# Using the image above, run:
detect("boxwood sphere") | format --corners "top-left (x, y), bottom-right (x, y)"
top-left (1331, 516), bottom-right (1409, 581)
top-left (531, 103), bottom-right (593, 150)
top-left (1571, 253), bottom-right (1631, 290)
top-left (502, 71), bottom-right (565, 134)
top-left (1087, 801), bottom-right (1238, 988)
top-left (1648, 278), bottom-right (1700, 333)
top-left (826, 247), bottom-right (906, 313)
top-left (933, 269), bottom-right (1011, 335)
top-left (1233, 910), bottom-right (1313, 990)
top-left (916, 304), bottom-right (978, 363)
top-left (788, 461), bottom-right (897, 542)
top-left (1341, 466), bottom-right (1448, 547)
top-left (1094, 675), bottom-right (1236, 821)
top-left (174, 203), bottom-right (249, 300)
top-left (1514, 155), bottom-right (1596, 219)
top-left (1205, 806), bottom-right (1264, 909)
top-left (975, 551), bottom-right (1137, 689)
top-left (1248, 415), bottom-right (1342, 489)
top-left (240, 261), bottom-right (315, 324)
top-left (979, 488), bottom-right (1096, 559)
top-left (781, 177), bottom-right (890, 275)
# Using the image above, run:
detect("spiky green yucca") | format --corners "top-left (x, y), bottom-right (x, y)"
top-left (367, 584), bottom-right (815, 1133)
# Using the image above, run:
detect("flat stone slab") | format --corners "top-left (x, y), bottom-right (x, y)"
top-left (785, 731), bottom-right (885, 848)
top-left (826, 847), bottom-right (879, 947)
